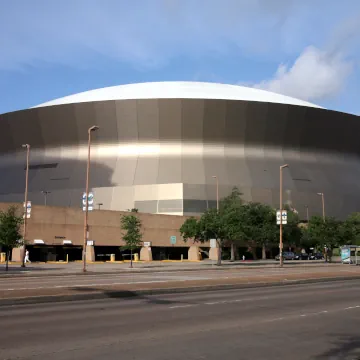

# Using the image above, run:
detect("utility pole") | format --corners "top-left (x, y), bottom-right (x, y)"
top-left (21, 144), bottom-right (30, 267)
top-left (212, 175), bottom-right (219, 211)
top-left (212, 175), bottom-right (220, 265)
top-left (305, 205), bottom-right (309, 222)
top-left (317, 192), bottom-right (325, 221)
top-left (83, 126), bottom-right (99, 273)
top-left (279, 164), bottom-right (289, 268)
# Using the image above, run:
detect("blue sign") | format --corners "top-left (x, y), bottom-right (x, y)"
top-left (82, 192), bottom-right (94, 211)
top-left (170, 236), bottom-right (176, 245)
top-left (341, 248), bottom-right (350, 261)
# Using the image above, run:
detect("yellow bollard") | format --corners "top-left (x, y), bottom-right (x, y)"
top-left (0, 252), bottom-right (6, 263)
top-left (134, 253), bottom-right (139, 262)
top-left (66, 254), bottom-right (69, 263)
top-left (181, 254), bottom-right (183, 262)
top-left (110, 254), bottom-right (115, 262)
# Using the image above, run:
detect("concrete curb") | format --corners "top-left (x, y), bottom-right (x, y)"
top-left (1, 275), bottom-right (360, 307)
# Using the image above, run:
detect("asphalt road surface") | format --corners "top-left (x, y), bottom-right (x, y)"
top-left (1, 280), bottom-right (360, 359)
top-left (0, 266), bottom-right (357, 291)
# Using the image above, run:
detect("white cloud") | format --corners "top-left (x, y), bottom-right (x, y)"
top-left (254, 46), bottom-right (352, 101)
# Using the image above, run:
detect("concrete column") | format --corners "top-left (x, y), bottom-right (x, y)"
top-left (188, 245), bottom-right (201, 261)
top-left (209, 242), bottom-right (219, 261)
top-left (12, 247), bottom-right (24, 262)
top-left (140, 246), bottom-right (153, 261)
top-left (86, 245), bottom-right (95, 262)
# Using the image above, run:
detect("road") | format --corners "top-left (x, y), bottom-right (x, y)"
top-left (0, 265), bottom-right (359, 301)
top-left (1, 279), bottom-right (360, 359)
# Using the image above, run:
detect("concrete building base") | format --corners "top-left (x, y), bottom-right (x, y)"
top-left (12, 247), bottom-right (24, 262)
top-left (209, 247), bottom-right (219, 261)
top-left (140, 247), bottom-right (153, 261)
top-left (86, 245), bottom-right (95, 262)
top-left (188, 245), bottom-right (200, 261)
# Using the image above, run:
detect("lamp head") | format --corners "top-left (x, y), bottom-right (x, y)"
top-left (89, 125), bottom-right (99, 132)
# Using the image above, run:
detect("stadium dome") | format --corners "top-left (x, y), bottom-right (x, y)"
top-left (0, 81), bottom-right (358, 221)
top-left (33, 81), bottom-right (322, 109)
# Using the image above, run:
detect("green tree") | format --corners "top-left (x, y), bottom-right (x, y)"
top-left (0, 206), bottom-right (23, 271)
top-left (299, 226), bottom-right (314, 250)
top-left (120, 214), bottom-right (142, 268)
top-left (341, 212), bottom-right (360, 245)
top-left (180, 188), bottom-right (244, 264)
top-left (282, 205), bottom-right (302, 251)
top-left (219, 187), bottom-right (244, 261)
top-left (307, 215), bottom-right (344, 262)
top-left (220, 187), bottom-right (243, 211)
top-left (198, 208), bottom-right (228, 266)
top-left (223, 204), bottom-right (249, 260)
top-left (241, 203), bottom-right (278, 260)
top-left (180, 217), bottom-right (202, 243)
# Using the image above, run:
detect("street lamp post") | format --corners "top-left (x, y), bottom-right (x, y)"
top-left (279, 164), bottom-right (289, 268)
top-left (317, 192), bottom-right (325, 221)
top-left (212, 175), bottom-right (220, 264)
top-left (83, 126), bottom-right (99, 273)
top-left (212, 175), bottom-right (219, 211)
top-left (41, 191), bottom-right (51, 206)
top-left (21, 144), bottom-right (30, 267)
top-left (305, 205), bottom-right (309, 222)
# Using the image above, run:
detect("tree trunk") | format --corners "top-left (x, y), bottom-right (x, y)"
top-left (217, 240), bottom-right (222, 266)
top-left (251, 246), bottom-right (257, 260)
top-left (130, 249), bottom-right (133, 268)
top-left (262, 244), bottom-right (267, 260)
top-left (328, 249), bottom-right (332, 263)
top-left (5, 250), bottom-right (10, 271)
top-left (230, 242), bottom-right (236, 262)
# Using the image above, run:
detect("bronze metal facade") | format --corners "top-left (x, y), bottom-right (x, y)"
top-left (0, 99), bottom-right (359, 219)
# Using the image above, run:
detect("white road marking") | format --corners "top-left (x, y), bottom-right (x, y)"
top-left (267, 317), bottom-right (284, 322)
top-left (169, 304), bottom-right (197, 309)
top-left (167, 299), bottom-right (360, 327)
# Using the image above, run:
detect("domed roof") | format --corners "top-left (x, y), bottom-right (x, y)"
top-left (33, 81), bottom-right (322, 109)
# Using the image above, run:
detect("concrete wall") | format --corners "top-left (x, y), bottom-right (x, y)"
top-left (0, 202), bottom-right (203, 247)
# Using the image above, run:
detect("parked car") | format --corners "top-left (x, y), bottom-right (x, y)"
top-left (294, 253), bottom-right (309, 260)
top-left (309, 252), bottom-right (324, 260)
top-left (275, 251), bottom-right (295, 260)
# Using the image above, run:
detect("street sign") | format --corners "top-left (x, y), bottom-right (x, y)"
top-left (23, 201), bottom-right (31, 218)
top-left (210, 239), bottom-right (217, 248)
top-left (83, 206), bottom-right (94, 211)
top-left (170, 236), bottom-right (176, 245)
top-left (82, 192), bottom-right (94, 211)
top-left (276, 210), bottom-right (287, 225)
top-left (143, 241), bottom-right (151, 247)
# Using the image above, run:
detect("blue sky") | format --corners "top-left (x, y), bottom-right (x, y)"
top-left (0, 0), bottom-right (359, 114)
